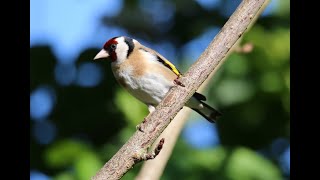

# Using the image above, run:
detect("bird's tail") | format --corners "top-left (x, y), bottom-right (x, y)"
top-left (186, 92), bottom-right (222, 123)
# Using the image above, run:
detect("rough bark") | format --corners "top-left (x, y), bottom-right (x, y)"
top-left (135, 72), bottom-right (214, 180)
top-left (135, 1), bottom-right (270, 179)
top-left (92, 0), bottom-right (266, 179)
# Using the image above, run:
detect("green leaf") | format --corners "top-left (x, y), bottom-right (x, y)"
top-left (224, 147), bottom-right (282, 180)
top-left (114, 89), bottom-right (148, 126)
top-left (74, 152), bottom-right (103, 180)
top-left (224, 54), bottom-right (249, 77)
top-left (215, 78), bottom-right (255, 106)
top-left (53, 172), bottom-right (75, 180)
top-left (169, 145), bottom-right (282, 180)
top-left (45, 139), bottom-right (90, 168)
top-left (259, 71), bottom-right (284, 93)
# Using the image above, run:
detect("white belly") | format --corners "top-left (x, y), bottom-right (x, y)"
top-left (112, 68), bottom-right (174, 106)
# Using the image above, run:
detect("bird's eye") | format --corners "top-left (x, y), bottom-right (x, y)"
top-left (110, 44), bottom-right (116, 51)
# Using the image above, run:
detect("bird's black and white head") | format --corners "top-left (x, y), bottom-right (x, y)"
top-left (93, 36), bottom-right (136, 64)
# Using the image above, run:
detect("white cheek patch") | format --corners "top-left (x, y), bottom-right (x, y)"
top-left (115, 37), bottom-right (129, 64)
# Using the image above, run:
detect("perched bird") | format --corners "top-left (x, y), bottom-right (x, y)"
top-left (93, 36), bottom-right (221, 123)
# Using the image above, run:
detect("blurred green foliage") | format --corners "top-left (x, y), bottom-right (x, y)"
top-left (31, 0), bottom-right (290, 179)
top-left (165, 143), bottom-right (282, 180)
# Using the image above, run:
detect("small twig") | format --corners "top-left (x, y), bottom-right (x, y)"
top-left (133, 138), bottom-right (165, 162)
top-left (145, 138), bottom-right (165, 160)
top-left (234, 42), bottom-right (254, 53)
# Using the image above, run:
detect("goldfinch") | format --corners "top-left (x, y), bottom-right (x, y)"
top-left (93, 36), bottom-right (221, 123)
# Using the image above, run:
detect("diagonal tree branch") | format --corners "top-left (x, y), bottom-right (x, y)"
top-left (135, 1), bottom-right (270, 179)
top-left (92, 0), bottom-right (266, 179)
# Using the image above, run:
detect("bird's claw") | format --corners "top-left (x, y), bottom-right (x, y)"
top-left (174, 78), bottom-right (185, 87)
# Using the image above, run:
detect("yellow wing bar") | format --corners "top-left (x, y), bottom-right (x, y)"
top-left (157, 57), bottom-right (181, 77)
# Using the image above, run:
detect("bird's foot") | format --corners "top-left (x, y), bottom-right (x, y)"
top-left (174, 78), bottom-right (185, 87)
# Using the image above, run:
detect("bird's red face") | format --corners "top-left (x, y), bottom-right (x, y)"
top-left (94, 36), bottom-right (134, 63)
top-left (94, 37), bottom-right (119, 62)
top-left (103, 37), bottom-right (118, 61)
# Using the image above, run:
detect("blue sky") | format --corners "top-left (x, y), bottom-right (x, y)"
top-left (31, 0), bottom-right (277, 64)
top-left (30, 0), bottom-right (124, 64)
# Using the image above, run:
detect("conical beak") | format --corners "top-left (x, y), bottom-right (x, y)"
top-left (93, 49), bottom-right (109, 60)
